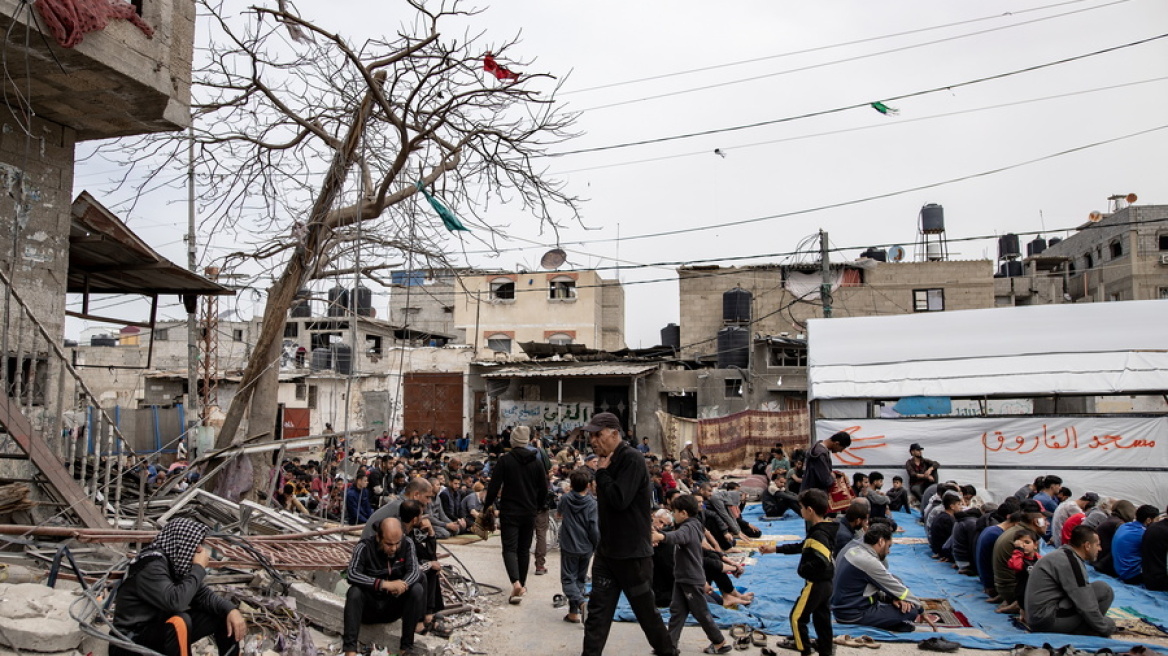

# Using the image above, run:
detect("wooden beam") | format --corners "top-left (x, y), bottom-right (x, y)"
top-left (0, 394), bottom-right (108, 528)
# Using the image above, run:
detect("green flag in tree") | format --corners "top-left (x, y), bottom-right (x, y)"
top-left (416, 182), bottom-right (469, 232)
top-left (870, 101), bottom-right (899, 116)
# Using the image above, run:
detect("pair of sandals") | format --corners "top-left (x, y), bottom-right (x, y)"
top-left (834, 635), bottom-right (880, 649)
top-left (728, 625), bottom-right (767, 650)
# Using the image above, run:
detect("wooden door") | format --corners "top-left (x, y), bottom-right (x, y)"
top-left (403, 372), bottom-right (464, 437)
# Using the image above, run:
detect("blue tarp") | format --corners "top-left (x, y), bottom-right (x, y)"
top-left (614, 504), bottom-right (1168, 650)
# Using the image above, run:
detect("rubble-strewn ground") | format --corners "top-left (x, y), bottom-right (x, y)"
top-left (441, 538), bottom-right (1013, 656)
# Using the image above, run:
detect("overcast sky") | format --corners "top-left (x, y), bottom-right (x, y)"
top-left (72, 0), bottom-right (1168, 348)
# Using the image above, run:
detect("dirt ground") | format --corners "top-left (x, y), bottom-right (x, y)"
top-left (440, 537), bottom-right (1015, 656)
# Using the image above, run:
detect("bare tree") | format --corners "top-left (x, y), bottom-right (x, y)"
top-left (100, 0), bottom-right (579, 498)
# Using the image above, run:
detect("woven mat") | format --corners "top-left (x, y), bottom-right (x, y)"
top-left (915, 598), bottom-right (972, 629)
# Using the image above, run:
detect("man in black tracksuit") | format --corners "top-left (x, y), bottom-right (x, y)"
top-left (772, 489), bottom-right (839, 656)
top-left (484, 425), bottom-right (548, 603)
top-left (800, 431), bottom-right (851, 497)
top-left (581, 412), bottom-right (676, 656)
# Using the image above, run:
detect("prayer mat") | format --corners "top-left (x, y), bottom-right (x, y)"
top-left (760, 534), bottom-right (803, 542)
top-left (915, 598), bottom-right (972, 629)
top-left (736, 539), bottom-right (777, 551)
top-left (894, 537), bottom-right (929, 545)
top-left (1108, 607), bottom-right (1168, 639)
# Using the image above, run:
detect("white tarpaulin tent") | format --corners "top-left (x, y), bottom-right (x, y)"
top-left (806, 301), bottom-right (1168, 508)
top-left (807, 300), bottom-right (1168, 400)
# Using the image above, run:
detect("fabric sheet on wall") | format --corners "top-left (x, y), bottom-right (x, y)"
top-left (659, 409), bottom-right (810, 469)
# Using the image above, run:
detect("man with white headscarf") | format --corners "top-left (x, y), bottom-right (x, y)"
top-left (112, 518), bottom-right (246, 656)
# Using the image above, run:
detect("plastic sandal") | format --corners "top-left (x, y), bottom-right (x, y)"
top-left (752, 630), bottom-right (768, 647)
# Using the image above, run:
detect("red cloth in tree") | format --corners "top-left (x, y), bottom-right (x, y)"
top-left (483, 53), bottom-right (520, 81)
top-left (35, 0), bottom-right (153, 49)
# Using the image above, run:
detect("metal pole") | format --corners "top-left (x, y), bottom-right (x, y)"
top-left (819, 229), bottom-right (833, 318)
top-left (186, 125), bottom-right (201, 431)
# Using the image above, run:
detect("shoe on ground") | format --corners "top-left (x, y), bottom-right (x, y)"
top-left (776, 637), bottom-right (807, 653)
top-left (919, 637), bottom-right (960, 653)
top-left (534, 567), bottom-right (548, 575)
top-left (704, 644), bottom-right (732, 654)
top-left (563, 613), bottom-right (581, 624)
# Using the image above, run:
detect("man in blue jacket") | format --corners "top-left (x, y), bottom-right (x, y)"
top-left (345, 472), bottom-right (373, 525)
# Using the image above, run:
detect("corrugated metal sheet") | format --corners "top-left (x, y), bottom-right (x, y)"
top-left (481, 363), bottom-right (658, 379)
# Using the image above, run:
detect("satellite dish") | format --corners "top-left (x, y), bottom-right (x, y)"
top-left (1126, 193), bottom-right (1138, 204)
top-left (1088, 211), bottom-right (1104, 223)
top-left (539, 248), bottom-right (567, 270)
top-left (887, 245), bottom-right (906, 262)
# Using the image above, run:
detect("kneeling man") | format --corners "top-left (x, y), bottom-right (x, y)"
top-left (343, 517), bottom-right (426, 656)
top-left (1024, 525), bottom-right (1116, 636)
top-left (832, 524), bottom-right (922, 632)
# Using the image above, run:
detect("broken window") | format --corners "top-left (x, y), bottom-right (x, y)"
top-left (308, 385), bottom-right (318, 409)
top-left (487, 334), bottom-right (512, 353)
top-left (1109, 240), bottom-right (1123, 258)
top-left (490, 278), bottom-right (515, 300)
top-left (295, 381), bottom-right (307, 400)
top-left (912, 288), bottom-right (944, 312)
top-left (366, 335), bottom-right (383, 355)
top-left (232, 328), bottom-right (244, 342)
top-left (4, 356), bottom-right (47, 405)
top-left (768, 346), bottom-right (807, 367)
top-left (284, 322), bottom-right (299, 338)
top-left (724, 379), bottom-right (743, 398)
top-left (548, 276), bottom-right (577, 300)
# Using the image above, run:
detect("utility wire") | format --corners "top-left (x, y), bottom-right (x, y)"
top-left (562, 0), bottom-right (1114, 95)
top-left (576, 0), bottom-right (1134, 112)
top-left (546, 32), bottom-right (1168, 158)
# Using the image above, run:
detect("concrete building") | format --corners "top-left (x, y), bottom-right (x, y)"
top-left (676, 259), bottom-right (994, 360)
top-left (452, 269), bottom-right (626, 356)
top-left (993, 203), bottom-right (1168, 307)
top-left (387, 269), bottom-right (463, 340)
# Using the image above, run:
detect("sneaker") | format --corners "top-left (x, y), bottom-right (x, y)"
top-left (919, 637), bottom-right (960, 653)
top-left (535, 567), bottom-right (548, 575)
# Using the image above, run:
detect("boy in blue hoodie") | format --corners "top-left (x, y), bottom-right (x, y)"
top-left (652, 494), bottom-right (730, 654)
top-left (558, 468), bottom-right (599, 623)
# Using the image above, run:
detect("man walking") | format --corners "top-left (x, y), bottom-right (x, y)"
top-left (581, 412), bottom-right (676, 656)
top-left (484, 425), bottom-right (548, 604)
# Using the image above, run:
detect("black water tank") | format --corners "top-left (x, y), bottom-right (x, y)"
top-left (1027, 238), bottom-right (1047, 257)
top-left (661, 323), bottom-right (681, 349)
top-left (353, 285), bottom-right (373, 317)
top-left (327, 286), bottom-right (349, 317)
top-left (920, 204), bottom-right (945, 233)
top-left (860, 247), bottom-right (887, 262)
top-left (311, 347), bottom-right (332, 371)
top-left (999, 261), bottom-right (1023, 278)
top-left (716, 326), bottom-right (750, 369)
top-left (291, 289), bottom-right (312, 318)
top-left (998, 234), bottom-right (1021, 260)
top-left (91, 335), bottom-right (117, 347)
top-left (332, 343), bottom-right (352, 375)
top-left (723, 288), bottom-right (752, 324)
top-left (1048, 236), bottom-right (1062, 247)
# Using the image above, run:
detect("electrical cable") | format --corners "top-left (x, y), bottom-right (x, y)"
top-left (546, 32), bottom-right (1168, 158)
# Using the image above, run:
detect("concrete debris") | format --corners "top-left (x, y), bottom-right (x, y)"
top-left (0, 583), bottom-right (87, 653)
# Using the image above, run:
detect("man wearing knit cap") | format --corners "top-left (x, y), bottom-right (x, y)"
top-left (580, 412), bottom-right (677, 656)
top-left (484, 425), bottom-right (548, 604)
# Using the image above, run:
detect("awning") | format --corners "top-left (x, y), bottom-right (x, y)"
top-left (481, 363), bottom-right (659, 379)
top-left (807, 300), bottom-right (1168, 400)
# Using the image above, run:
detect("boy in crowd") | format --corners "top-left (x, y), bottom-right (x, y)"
top-left (558, 469), bottom-right (599, 623)
top-left (886, 476), bottom-right (910, 512)
top-left (652, 495), bottom-right (730, 654)
top-left (773, 489), bottom-right (838, 656)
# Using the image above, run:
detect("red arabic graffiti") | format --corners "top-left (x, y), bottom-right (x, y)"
top-left (831, 426), bottom-right (889, 466)
top-left (981, 425), bottom-right (1156, 454)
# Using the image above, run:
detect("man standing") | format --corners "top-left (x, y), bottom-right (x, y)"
top-left (484, 425), bottom-right (548, 604)
top-left (581, 412), bottom-right (676, 656)
top-left (1025, 526), bottom-right (1116, 636)
top-left (345, 473), bottom-right (373, 525)
top-left (904, 443), bottom-right (937, 505)
top-left (801, 431), bottom-right (851, 495)
top-left (342, 517), bottom-right (426, 656)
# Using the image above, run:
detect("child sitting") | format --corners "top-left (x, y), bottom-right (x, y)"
top-left (1003, 528), bottom-right (1042, 618)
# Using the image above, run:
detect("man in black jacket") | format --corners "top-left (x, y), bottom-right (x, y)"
top-left (800, 431), bottom-right (851, 495)
top-left (484, 424), bottom-right (548, 604)
top-left (581, 412), bottom-right (676, 656)
top-left (342, 517), bottom-right (426, 656)
top-left (111, 519), bottom-right (246, 656)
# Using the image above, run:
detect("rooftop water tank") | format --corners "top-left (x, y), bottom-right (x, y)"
top-left (353, 285), bottom-right (373, 317)
top-left (716, 326), bottom-right (750, 370)
top-left (1048, 237), bottom-right (1062, 247)
top-left (723, 288), bottom-right (752, 324)
top-left (926, 243), bottom-right (943, 261)
top-left (332, 343), bottom-right (353, 375)
top-left (998, 234), bottom-right (1021, 260)
top-left (661, 323), bottom-right (681, 350)
top-left (860, 247), bottom-right (887, 262)
top-left (920, 203), bottom-right (945, 234)
top-left (311, 347), bottom-right (332, 371)
top-left (90, 335), bottom-right (117, 347)
top-left (1027, 238), bottom-right (1048, 257)
top-left (999, 261), bottom-right (1023, 278)
top-left (327, 286), bottom-right (349, 317)
top-left (290, 289), bottom-right (312, 318)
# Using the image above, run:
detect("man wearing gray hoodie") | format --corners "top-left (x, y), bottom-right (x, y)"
top-left (559, 468), bottom-right (600, 623)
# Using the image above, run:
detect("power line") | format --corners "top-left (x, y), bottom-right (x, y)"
top-left (546, 32), bottom-right (1168, 158)
top-left (562, 0), bottom-right (1111, 95)
top-left (576, 0), bottom-right (1133, 113)
top-left (551, 76), bottom-right (1168, 176)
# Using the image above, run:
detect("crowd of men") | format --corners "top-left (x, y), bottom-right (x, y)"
top-left (111, 425), bottom-right (1168, 656)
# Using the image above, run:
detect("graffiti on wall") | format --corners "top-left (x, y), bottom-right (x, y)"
top-left (498, 401), bottom-right (594, 433)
